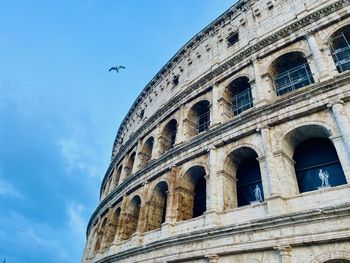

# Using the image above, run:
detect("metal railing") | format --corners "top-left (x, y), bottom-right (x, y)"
top-left (274, 63), bottom-right (314, 96)
top-left (197, 111), bottom-right (210, 133)
top-left (232, 88), bottom-right (253, 115)
top-left (331, 32), bottom-right (350, 72)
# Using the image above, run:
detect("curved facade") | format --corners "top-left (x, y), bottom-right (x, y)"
top-left (82, 0), bottom-right (350, 262)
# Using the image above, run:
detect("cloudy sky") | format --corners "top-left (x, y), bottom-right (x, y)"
top-left (0, 1), bottom-right (233, 262)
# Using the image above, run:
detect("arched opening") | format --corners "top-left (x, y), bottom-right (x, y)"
top-left (94, 217), bottom-right (107, 252)
top-left (293, 137), bottom-right (346, 193)
top-left (160, 119), bottom-right (177, 153)
top-left (139, 137), bottom-right (154, 169)
top-left (186, 100), bottom-right (210, 138)
top-left (123, 195), bottom-right (141, 239)
top-left (224, 147), bottom-right (263, 208)
top-left (176, 166), bottom-right (206, 221)
top-left (108, 166), bottom-right (122, 193)
top-left (225, 76), bottom-right (253, 115)
top-left (125, 152), bottom-right (136, 177)
top-left (103, 207), bottom-right (121, 247)
top-left (270, 52), bottom-right (314, 96)
top-left (329, 24), bottom-right (350, 72)
top-left (114, 166), bottom-right (122, 188)
top-left (282, 125), bottom-right (347, 195)
top-left (145, 181), bottom-right (168, 231)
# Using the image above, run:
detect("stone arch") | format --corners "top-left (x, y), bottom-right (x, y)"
top-left (277, 120), bottom-right (336, 153)
top-left (138, 136), bottom-right (154, 169)
top-left (125, 151), bottom-right (136, 177)
top-left (223, 146), bottom-right (263, 209)
top-left (103, 206), bottom-right (122, 248)
top-left (184, 100), bottom-right (211, 138)
top-left (223, 76), bottom-right (254, 116)
top-left (109, 165), bottom-right (122, 193)
top-left (176, 165), bottom-right (207, 221)
top-left (224, 142), bottom-right (264, 161)
top-left (328, 24), bottom-right (350, 72)
top-left (282, 124), bottom-right (346, 194)
top-left (264, 47), bottom-right (312, 72)
top-left (159, 119), bottom-right (177, 154)
top-left (312, 251), bottom-right (350, 263)
top-left (122, 195), bottom-right (141, 240)
top-left (268, 51), bottom-right (314, 96)
top-left (94, 216), bottom-right (108, 252)
top-left (145, 181), bottom-right (169, 231)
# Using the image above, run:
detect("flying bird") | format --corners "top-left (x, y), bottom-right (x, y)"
top-left (109, 65), bottom-right (126, 73)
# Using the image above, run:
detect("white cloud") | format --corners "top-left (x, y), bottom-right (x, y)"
top-left (58, 135), bottom-right (104, 178)
top-left (0, 177), bottom-right (22, 198)
top-left (17, 228), bottom-right (71, 262)
top-left (67, 201), bottom-right (86, 239)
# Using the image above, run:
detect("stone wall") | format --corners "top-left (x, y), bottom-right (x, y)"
top-left (83, 0), bottom-right (350, 262)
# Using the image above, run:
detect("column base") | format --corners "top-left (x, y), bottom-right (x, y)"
top-left (266, 194), bottom-right (287, 215)
top-left (204, 209), bottom-right (220, 227)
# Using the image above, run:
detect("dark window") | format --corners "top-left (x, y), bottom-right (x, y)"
top-left (293, 138), bottom-right (347, 193)
top-left (227, 32), bottom-right (239, 46)
top-left (198, 110), bottom-right (210, 133)
top-left (140, 109), bottom-right (145, 119)
top-left (193, 176), bottom-right (206, 218)
top-left (237, 157), bottom-right (264, 207)
top-left (228, 77), bottom-right (253, 115)
top-left (172, 75), bottom-right (179, 86)
top-left (270, 52), bottom-right (314, 96)
top-left (330, 25), bottom-right (350, 72)
top-left (161, 119), bottom-right (177, 153)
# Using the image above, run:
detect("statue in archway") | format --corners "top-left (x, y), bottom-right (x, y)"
top-left (319, 169), bottom-right (330, 187)
top-left (254, 184), bottom-right (263, 202)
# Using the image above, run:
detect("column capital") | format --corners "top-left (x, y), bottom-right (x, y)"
top-left (256, 124), bottom-right (270, 132)
top-left (305, 30), bottom-right (316, 38)
top-left (327, 99), bottom-right (345, 108)
top-left (205, 254), bottom-right (219, 263)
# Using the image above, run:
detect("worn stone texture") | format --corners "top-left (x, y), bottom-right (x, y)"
top-left (83, 0), bottom-right (350, 262)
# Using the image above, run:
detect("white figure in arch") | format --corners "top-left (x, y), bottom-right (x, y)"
top-left (319, 169), bottom-right (330, 187)
top-left (254, 184), bottom-right (263, 202)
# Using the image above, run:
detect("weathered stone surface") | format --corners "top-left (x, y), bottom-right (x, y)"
top-left (82, 0), bottom-right (350, 262)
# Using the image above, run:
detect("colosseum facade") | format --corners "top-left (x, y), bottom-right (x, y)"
top-left (82, 0), bottom-right (350, 262)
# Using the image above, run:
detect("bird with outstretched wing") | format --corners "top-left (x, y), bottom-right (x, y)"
top-left (109, 65), bottom-right (126, 73)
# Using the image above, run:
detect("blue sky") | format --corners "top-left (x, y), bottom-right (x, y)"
top-left (0, 1), bottom-right (234, 262)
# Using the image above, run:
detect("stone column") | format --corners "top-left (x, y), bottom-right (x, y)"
top-left (119, 157), bottom-right (129, 183)
top-left (259, 127), bottom-right (281, 196)
top-left (331, 135), bottom-right (350, 183)
top-left (132, 141), bottom-right (142, 174)
top-left (251, 57), bottom-right (267, 106)
top-left (115, 195), bottom-right (128, 241)
top-left (136, 182), bottom-right (150, 234)
top-left (175, 106), bottom-right (185, 145)
top-left (205, 254), bottom-right (219, 263)
top-left (165, 166), bottom-right (179, 223)
top-left (153, 124), bottom-right (163, 159)
top-left (306, 33), bottom-right (329, 79)
top-left (210, 85), bottom-right (221, 127)
top-left (275, 246), bottom-right (292, 263)
top-left (330, 100), bottom-right (350, 157)
top-left (207, 146), bottom-right (221, 212)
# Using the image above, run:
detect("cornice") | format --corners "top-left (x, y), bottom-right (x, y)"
top-left (111, 0), bottom-right (250, 154)
top-left (88, 71), bottom-right (350, 237)
top-left (109, 0), bottom-right (350, 185)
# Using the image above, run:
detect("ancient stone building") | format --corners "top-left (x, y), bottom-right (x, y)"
top-left (82, 0), bottom-right (350, 262)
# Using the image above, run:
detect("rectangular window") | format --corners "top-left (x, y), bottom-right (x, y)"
top-left (227, 32), bottom-right (239, 46)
